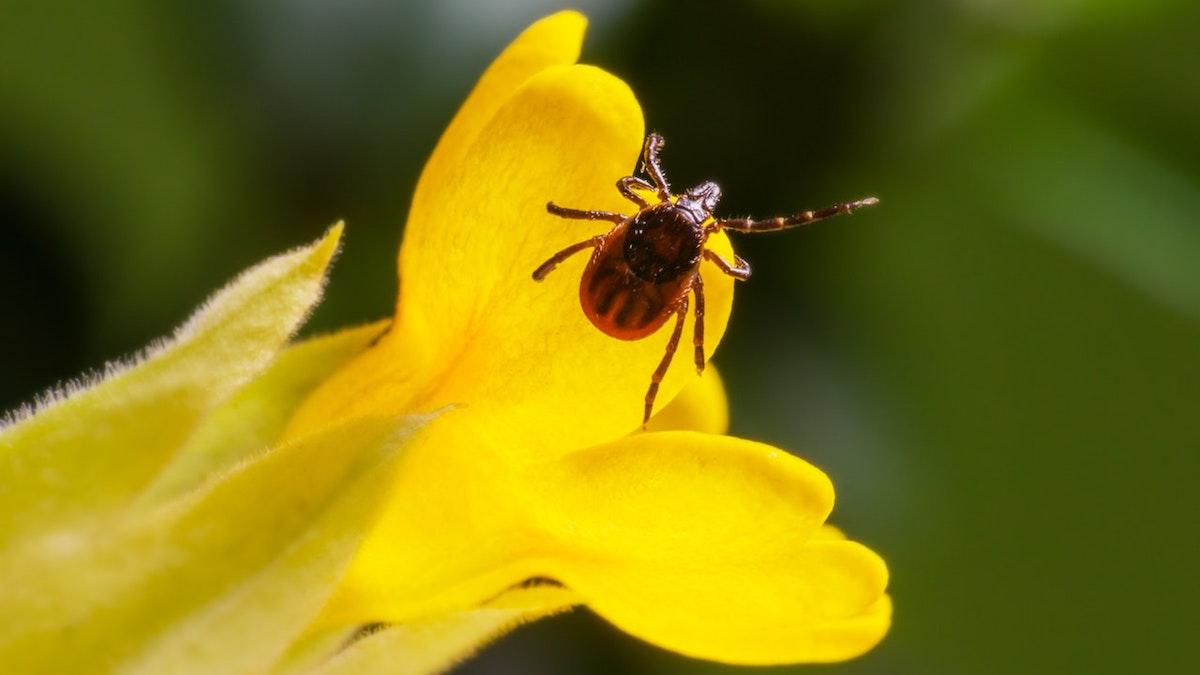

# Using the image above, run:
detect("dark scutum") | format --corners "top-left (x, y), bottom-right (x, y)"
top-left (622, 203), bottom-right (703, 283)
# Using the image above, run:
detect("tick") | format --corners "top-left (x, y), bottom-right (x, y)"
top-left (533, 133), bottom-right (878, 427)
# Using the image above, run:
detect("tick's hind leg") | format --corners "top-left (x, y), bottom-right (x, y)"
top-left (532, 235), bottom-right (604, 281)
top-left (691, 273), bottom-right (705, 374)
top-left (644, 295), bottom-right (689, 427)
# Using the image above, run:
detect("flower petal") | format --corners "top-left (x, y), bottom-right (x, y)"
top-left (0, 225), bottom-right (342, 546)
top-left (138, 321), bottom-right (389, 505)
top-left (0, 412), bottom-right (430, 673)
top-left (643, 365), bottom-right (729, 434)
top-left (316, 423), bottom-right (545, 627)
top-left (532, 431), bottom-right (890, 664)
top-left (288, 65), bottom-right (738, 458)
top-left (411, 10), bottom-right (586, 226)
top-left (302, 588), bottom-right (577, 675)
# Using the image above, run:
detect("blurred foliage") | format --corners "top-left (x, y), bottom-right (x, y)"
top-left (2, 1), bottom-right (1198, 674)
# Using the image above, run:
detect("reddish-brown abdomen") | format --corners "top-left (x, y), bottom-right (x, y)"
top-left (580, 225), bottom-right (692, 340)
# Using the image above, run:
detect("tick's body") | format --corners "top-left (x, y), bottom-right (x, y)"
top-left (581, 202), bottom-right (704, 340)
top-left (534, 133), bottom-right (878, 426)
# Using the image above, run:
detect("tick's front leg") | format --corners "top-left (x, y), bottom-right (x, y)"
top-left (702, 249), bottom-right (751, 280)
top-left (616, 176), bottom-right (655, 209)
top-left (717, 196), bottom-right (878, 232)
top-left (546, 202), bottom-right (627, 223)
top-left (641, 133), bottom-right (671, 202)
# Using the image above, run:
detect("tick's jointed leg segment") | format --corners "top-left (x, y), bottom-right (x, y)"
top-left (691, 273), bottom-right (706, 374)
top-left (532, 236), bottom-right (604, 281)
top-left (718, 196), bottom-right (879, 232)
top-left (617, 176), bottom-right (655, 209)
top-left (703, 249), bottom-right (752, 280)
top-left (641, 133), bottom-right (671, 202)
top-left (644, 295), bottom-right (688, 427)
top-left (546, 201), bottom-right (626, 224)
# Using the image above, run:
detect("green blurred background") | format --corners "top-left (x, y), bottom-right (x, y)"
top-left (3, 1), bottom-right (1198, 673)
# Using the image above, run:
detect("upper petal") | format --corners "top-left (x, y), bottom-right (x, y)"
top-left (288, 64), bottom-right (738, 457)
top-left (410, 11), bottom-right (586, 232)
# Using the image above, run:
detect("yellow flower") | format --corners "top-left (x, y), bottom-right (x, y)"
top-left (285, 10), bottom-right (890, 669)
top-left (0, 10), bottom-right (889, 673)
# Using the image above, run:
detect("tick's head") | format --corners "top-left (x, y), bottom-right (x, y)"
top-left (677, 181), bottom-right (722, 221)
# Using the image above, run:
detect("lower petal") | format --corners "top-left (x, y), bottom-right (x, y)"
top-left (528, 431), bottom-right (890, 664)
top-left (564, 542), bottom-right (891, 664)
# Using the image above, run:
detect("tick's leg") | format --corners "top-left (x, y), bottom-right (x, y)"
top-left (691, 273), bottom-right (706, 374)
top-left (718, 196), bottom-right (879, 232)
top-left (641, 133), bottom-right (671, 202)
top-left (546, 201), bottom-right (626, 224)
top-left (644, 294), bottom-right (688, 427)
top-left (616, 176), bottom-right (654, 209)
top-left (702, 249), bottom-right (752, 280)
top-left (532, 235), bottom-right (604, 280)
